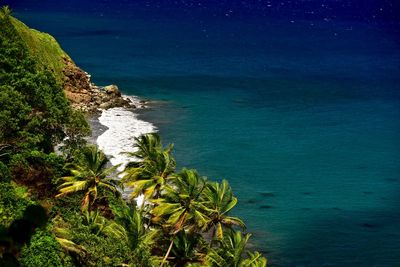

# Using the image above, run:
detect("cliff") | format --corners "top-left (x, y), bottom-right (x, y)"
top-left (9, 16), bottom-right (133, 113)
top-left (62, 57), bottom-right (132, 112)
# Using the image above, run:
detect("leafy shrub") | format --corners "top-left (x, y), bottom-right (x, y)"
top-left (0, 182), bottom-right (32, 227)
top-left (0, 86), bottom-right (31, 144)
top-left (19, 229), bottom-right (74, 267)
top-left (51, 193), bottom-right (83, 220)
top-left (61, 212), bottom-right (131, 266)
top-left (74, 231), bottom-right (130, 267)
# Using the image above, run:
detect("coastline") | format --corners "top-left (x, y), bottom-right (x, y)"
top-left (64, 51), bottom-right (157, 202)
top-left (86, 94), bottom-right (156, 200)
top-left (4, 6), bottom-right (399, 266)
top-left (63, 57), bottom-right (141, 114)
top-left (63, 53), bottom-right (157, 169)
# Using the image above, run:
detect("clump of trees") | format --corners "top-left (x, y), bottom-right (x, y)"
top-left (51, 134), bottom-right (267, 266)
top-left (0, 6), bottom-right (267, 266)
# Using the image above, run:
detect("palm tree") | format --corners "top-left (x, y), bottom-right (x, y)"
top-left (206, 230), bottom-right (267, 267)
top-left (112, 203), bottom-right (160, 266)
top-left (168, 231), bottom-right (207, 266)
top-left (82, 210), bottom-right (126, 239)
top-left (151, 168), bottom-right (210, 266)
top-left (203, 180), bottom-right (245, 241)
top-left (112, 203), bottom-right (158, 250)
top-left (206, 230), bottom-right (249, 266)
top-left (123, 148), bottom-right (175, 201)
top-left (123, 133), bottom-right (176, 202)
top-left (152, 168), bottom-right (210, 232)
top-left (56, 145), bottom-right (120, 210)
top-left (125, 133), bottom-right (163, 161)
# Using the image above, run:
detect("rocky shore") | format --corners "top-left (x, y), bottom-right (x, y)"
top-left (62, 57), bottom-right (138, 113)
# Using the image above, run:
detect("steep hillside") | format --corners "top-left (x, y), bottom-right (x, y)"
top-left (2, 13), bottom-right (133, 113)
top-left (9, 17), bottom-right (70, 84)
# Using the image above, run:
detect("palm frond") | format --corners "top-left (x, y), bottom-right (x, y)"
top-left (57, 145), bottom-right (119, 207)
top-left (222, 217), bottom-right (246, 229)
top-left (56, 180), bottom-right (89, 197)
top-left (56, 237), bottom-right (86, 254)
top-left (54, 227), bottom-right (86, 255)
top-left (240, 251), bottom-right (267, 267)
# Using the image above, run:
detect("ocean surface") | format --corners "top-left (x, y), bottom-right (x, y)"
top-left (8, 1), bottom-right (400, 266)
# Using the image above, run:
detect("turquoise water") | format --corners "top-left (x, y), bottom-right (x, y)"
top-left (13, 8), bottom-right (400, 266)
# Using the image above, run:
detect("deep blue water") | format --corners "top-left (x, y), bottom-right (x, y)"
top-left (7, 1), bottom-right (400, 266)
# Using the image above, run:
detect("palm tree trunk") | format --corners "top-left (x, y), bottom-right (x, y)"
top-left (161, 239), bottom-right (174, 267)
top-left (161, 211), bottom-right (187, 266)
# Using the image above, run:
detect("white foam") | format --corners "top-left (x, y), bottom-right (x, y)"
top-left (96, 106), bottom-right (156, 205)
top-left (123, 94), bottom-right (145, 108)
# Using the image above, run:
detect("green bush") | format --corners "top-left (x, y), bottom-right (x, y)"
top-left (74, 231), bottom-right (130, 267)
top-left (20, 229), bottom-right (74, 267)
top-left (50, 193), bottom-right (83, 220)
top-left (0, 86), bottom-right (31, 143)
top-left (0, 182), bottom-right (32, 227)
top-left (58, 213), bottom-right (131, 267)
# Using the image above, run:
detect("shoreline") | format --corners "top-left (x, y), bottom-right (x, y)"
top-left (63, 57), bottom-right (144, 114)
top-left (86, 94), bottom-right (156, 200)
top-left (86, 95), bottom-right (156, 168)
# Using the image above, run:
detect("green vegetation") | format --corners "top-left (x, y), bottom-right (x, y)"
top-left (122, 133), bottom-right (176, 201)
top-left (0, 6), bottom-right (267, 266)
top-left (56, 145), bottom-right (121, 211)
top-left (20, 230), bottom-right (74, 267)
top-left (5, 7), bottom-right (70, 84)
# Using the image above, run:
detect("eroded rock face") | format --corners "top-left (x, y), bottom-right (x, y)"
top-left (62, 57), bottom-right (134, 113)
top-left (64, 91), bottom-right (92, 103)
top-left (104, 85), bottom-right (121, 96)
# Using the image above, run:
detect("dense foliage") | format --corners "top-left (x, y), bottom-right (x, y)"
top-left (0, 6), bottom-right (267, 266)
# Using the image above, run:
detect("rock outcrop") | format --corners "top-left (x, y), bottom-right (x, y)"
top-left (62, 57), bottom-right (133, 113)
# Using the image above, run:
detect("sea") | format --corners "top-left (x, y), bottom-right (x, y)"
top-left (6, 1), bottom-right (400, 266)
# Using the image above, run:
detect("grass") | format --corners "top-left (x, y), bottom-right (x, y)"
top-left (10, 17), bottom-right (71, 84)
